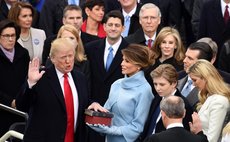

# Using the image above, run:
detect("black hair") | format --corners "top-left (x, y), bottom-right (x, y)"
top-left (0, 19), bottom-right (20, 40)
top-left (104, 10), bottom-right (124, 26)
top-left (188, 42), bottom-right (213, 61)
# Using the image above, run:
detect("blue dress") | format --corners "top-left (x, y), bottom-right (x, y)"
top-left (100, 71), bottom-right (154, 142)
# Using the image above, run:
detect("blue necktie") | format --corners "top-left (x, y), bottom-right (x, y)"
top-left (122, 15), bottom-right (130, 37)
top-left (106, 47), bottom-right (114, 71)
top-left (147, 105), bottom-right (160, 136)
top-left (68, 0), bottom-right (79, 5)
top-left (181, 79), bottom-right (193, 97)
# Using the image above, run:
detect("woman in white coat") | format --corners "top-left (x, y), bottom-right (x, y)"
top-left (188, 59), bottom-right (230, 142)
top-left (8, 1), bottom-right (46, 63)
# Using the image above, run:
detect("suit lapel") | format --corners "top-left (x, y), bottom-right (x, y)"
top-left (105, 38), bottom-right (128, 79)
top-left (177, 76), bottom-right (188, 91)
top-left (71, 69), bottom-right (82, 128)
top-left (47, 66), bottom-right (66, 111)
top-left (95, 39), bottom-right (107, 75)
top-left (186, 87), bottom-right (199, 108)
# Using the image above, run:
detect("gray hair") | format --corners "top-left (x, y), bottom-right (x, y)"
top-left (197, 37), bottom-right (218, 56)
top-left (160, 96), bottom-right (185, 118)
top-left (139, 3), bottom-right (161, 17)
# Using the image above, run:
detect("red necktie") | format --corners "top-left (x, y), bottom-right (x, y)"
top-left (63, 73), bottom-right (74, 142)
top-left (148, 39), bottom-right (153, 48)
top-left (224, 5), bottom-right (229, 25)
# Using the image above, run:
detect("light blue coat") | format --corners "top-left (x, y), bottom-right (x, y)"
top-left (100, 71), bottom-right (154, 142)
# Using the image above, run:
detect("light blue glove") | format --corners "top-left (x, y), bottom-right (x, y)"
top-left (86, 123), bottom-right (122, 135)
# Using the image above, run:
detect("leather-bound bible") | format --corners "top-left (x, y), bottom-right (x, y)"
top-left (85, 109), bottom-right (114, 126)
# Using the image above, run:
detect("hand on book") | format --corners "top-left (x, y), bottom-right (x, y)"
top-left (86, 123), bottom-right (122, 135)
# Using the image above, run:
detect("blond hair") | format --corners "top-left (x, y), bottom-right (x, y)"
top-left (223, 122), bottom-right (230, 137)
top-left (50, 38), bottom-right (76, 58)
top-left (57, 24), bottom-right (86, 62)
top-left (188, 59), bottom-right (230, 107)
top-left (152, 27), bottom-right (185, 64)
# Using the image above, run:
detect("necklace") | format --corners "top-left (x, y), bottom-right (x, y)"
top-left (20, 31), bottom-right (31, 42)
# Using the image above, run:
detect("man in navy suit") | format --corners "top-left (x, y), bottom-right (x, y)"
top-left (16, 38), bottom-right (91, 142)
top-left (144, 96), bottom-right (208, 142)
top-left (85, 10), bottom-right (129, 142)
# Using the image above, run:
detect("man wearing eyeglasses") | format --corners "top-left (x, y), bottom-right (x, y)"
top-left (125, 3), bottom-right (161, 48)
top-left (0, 19), bottom-right (30, 136)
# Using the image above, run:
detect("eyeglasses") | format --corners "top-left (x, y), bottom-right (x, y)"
top-left (141, 16), bottom-right (158, 22)
top-left (0, 34), bottom-right (16, 40)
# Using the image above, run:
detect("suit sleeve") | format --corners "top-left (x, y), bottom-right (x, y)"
top-left (218, 42), bottom-right (230, 73)
top-left (205, 96), bottom-right (229, 142)
top-left (197, 2), bottom-right (208, 39)
top-left (191, 0), bottom-right (203, 38)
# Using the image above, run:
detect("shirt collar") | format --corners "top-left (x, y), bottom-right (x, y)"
top-left (122, 5), bottom-right (137, 17)
top-left (56, 68), bottom-right (71, 80)
top-left (105, 37), bottom-right (122, 53)
top-left (0, 44), bottom-right (15, 62)
top-left (144, 32), bottom-right (157, 41)
top-left (167, 123), bottom-right (183, 129)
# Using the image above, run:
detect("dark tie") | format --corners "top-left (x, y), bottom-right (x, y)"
top-left (224, 5), bottom-right (229, 24)
top-left (148, 39), bottom-right (153, 48)
top-left (147, 105), bottom-right (161, 136)
top-left (106, 47), bottom-right (114, 71)
top-left (63, 73), bottom-right (74, 142)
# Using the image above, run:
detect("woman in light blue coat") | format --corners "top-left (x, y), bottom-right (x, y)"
top-left (88, 44), bottom-right (155, 142)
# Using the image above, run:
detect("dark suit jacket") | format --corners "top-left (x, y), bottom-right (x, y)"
top-left (198, 0), bottom-right (230, 65)
top-left (143, 127), bottom-right (208, 142)
top-left (0, 42), bottom-right (30, 136)
top-left (0, 0), bottom-right (8, 21)
top-left (125, 28), bottom-right (159, 46)
top-left (125, 29), bottom-right (147, 46)
top-left (39, 0), bottom-right (67, 36)
top-left (85, 38), bottom-right (129, 105)
top-left (138, 89), bottom-right (193, 141)
top-left (121, 3), bottom-right (142, 36)
top-left (16, 65), bottom-right (89, 142)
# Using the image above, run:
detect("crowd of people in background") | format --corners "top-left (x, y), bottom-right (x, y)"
top-left (0, 0), bottom-right (230, 142)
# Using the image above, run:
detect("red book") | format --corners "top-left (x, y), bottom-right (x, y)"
top-left (85, 109), bottom-right (114, 126)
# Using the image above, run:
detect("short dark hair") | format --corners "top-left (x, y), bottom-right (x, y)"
top-left (0, 19), bottom-right (20, 40)
top-left (83, 0), bottom-right (105, 10)
top-left (63, 5), bottom-right (82, 18)
top-left (104, 10), bottom-right (124, 26)
top-left (188, 42), bottom-right (213, 61)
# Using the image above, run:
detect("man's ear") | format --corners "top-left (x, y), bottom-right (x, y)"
top-left (50, 56), bottom-right (55, 64)
top-left (183, 109), bottom-right (186, 118)
top-left (85, 7), bottom-right (90, 17)
top-left (161, 110), bottom-right (166, 119)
